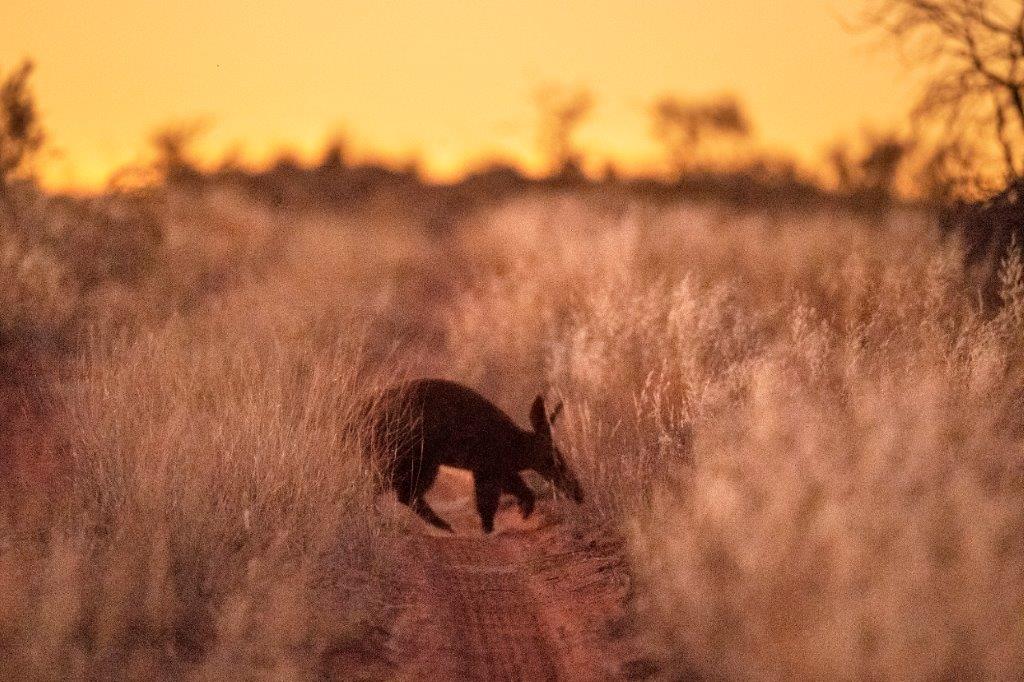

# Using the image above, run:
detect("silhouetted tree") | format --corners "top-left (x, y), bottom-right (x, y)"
top-left (534, 84), bottom-right (593, 178)
top-left (316, 128), bottom-right (352, 173)
top-left (913, 139), bottom-right (979, 199)
top-left (150, 118), bottom-right (208, 184)
top-left (826, 130), bottom-right (912, 199)
top-left (0, 60), bottom-right (43, 188)
top-left (319, 136), bottom-right (348, 171)
top-left (862, 135), bottom-right (911, 194)
top-left (826, 141), bottom-right (858, 193)
top-left (0, 60), bottom-right (44, 230)
top-left (650, 95), bottom-right (751, 176)
top-left (864, 0), bottom-right (1024, 191)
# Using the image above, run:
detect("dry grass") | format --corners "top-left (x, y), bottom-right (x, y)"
top-left (3, 185), bottom-right (1024, 678)
top-left (0, 301), bottom-right (399, 678)
top-left (0, 187), bottom-right (419, 677)
top-left (440, 197), bottom-right (1024, 678)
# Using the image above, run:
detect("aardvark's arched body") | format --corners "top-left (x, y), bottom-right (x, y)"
top-left (370, 379), bottom-right (583, 533)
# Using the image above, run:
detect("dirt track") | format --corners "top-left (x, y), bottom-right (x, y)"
top-left (383, 469), bottom-right (647, 681)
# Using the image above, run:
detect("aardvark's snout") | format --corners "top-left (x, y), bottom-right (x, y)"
top-left (558, 470), bottom-right (585, 504)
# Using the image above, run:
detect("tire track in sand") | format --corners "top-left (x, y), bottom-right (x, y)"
top-left (399, 533), bottom-right (562, 680)
top-left (386, 470), bottom-right (643, 681)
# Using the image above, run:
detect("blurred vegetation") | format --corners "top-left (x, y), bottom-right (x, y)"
top-left (0, 60), bottom-right (43, 189)
top-left (650, 94), bottom-right (752, 176)
top-left (825, 130), bottom-right (912, 200)
top-left (863, 0), bottom-right (1024, 197)
top-left (4, 41), bottom-right (1024, 678)
top-left (533, 83), bottom-right (594, 180)
top-left (2, 54), bottom-right (1020, 376)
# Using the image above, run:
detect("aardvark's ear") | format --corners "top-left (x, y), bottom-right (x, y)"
top-left (530, 395), bottom-right (549, 434)
top-left (548, 401), bottom-right (563, 425)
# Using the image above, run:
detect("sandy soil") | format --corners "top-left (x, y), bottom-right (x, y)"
top-left (375, 468), bottom-right (653, 681)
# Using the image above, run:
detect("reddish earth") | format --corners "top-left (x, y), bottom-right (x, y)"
top-left (377, 469), bottom-right (653, 681)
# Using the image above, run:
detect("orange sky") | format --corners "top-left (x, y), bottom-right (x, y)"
top-left (1, 1), bottom-right (915, 188)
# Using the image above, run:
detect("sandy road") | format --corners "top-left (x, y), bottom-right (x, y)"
top-left (397, 533), bottom-right (564, 680)
top-left (383, 469), bottom-right (647, 682)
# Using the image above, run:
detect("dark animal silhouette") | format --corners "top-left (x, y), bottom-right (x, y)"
top-left (370, 379), bottom-right (584, 533)
top-left (941, 178), bottom-right (1024, 310)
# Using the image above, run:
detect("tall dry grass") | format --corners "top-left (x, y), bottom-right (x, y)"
top-left (0, 301), bottom-right (400, 678)
top-left (0, 187), bottom-right (427, 678)
top-left (438, 196), bottom-right (1024, 678)
top-left (5, 183), bottom-right (1024, 678)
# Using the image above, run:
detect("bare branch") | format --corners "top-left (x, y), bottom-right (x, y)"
top-left (863, 0), bottom-right (1024, 185)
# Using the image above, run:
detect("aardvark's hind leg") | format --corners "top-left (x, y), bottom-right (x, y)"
top-left (395, 480), bottom-right (452, 532)
top-left (393, 455), bottom-right (451, 532)
top-left (473, 473), bottom-right (501, 534)
top-left (410, 497), bottom-right (453, 533)
top-left (502, 472), bottom-right (535, 519)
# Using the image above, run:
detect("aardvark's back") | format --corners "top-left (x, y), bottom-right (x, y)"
top-left (377, 379), bottom-right (525, 471)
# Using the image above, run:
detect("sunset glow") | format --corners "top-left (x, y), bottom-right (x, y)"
top-left (2, 0), bottom-right (913, 188)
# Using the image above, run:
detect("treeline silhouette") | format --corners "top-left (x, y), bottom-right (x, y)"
top-left (2, 53), bottom-right (1024, 377)
top-left (142, 127), bottom-right (923, 236)
top-left (140, 89), bottom-right (930, 221)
